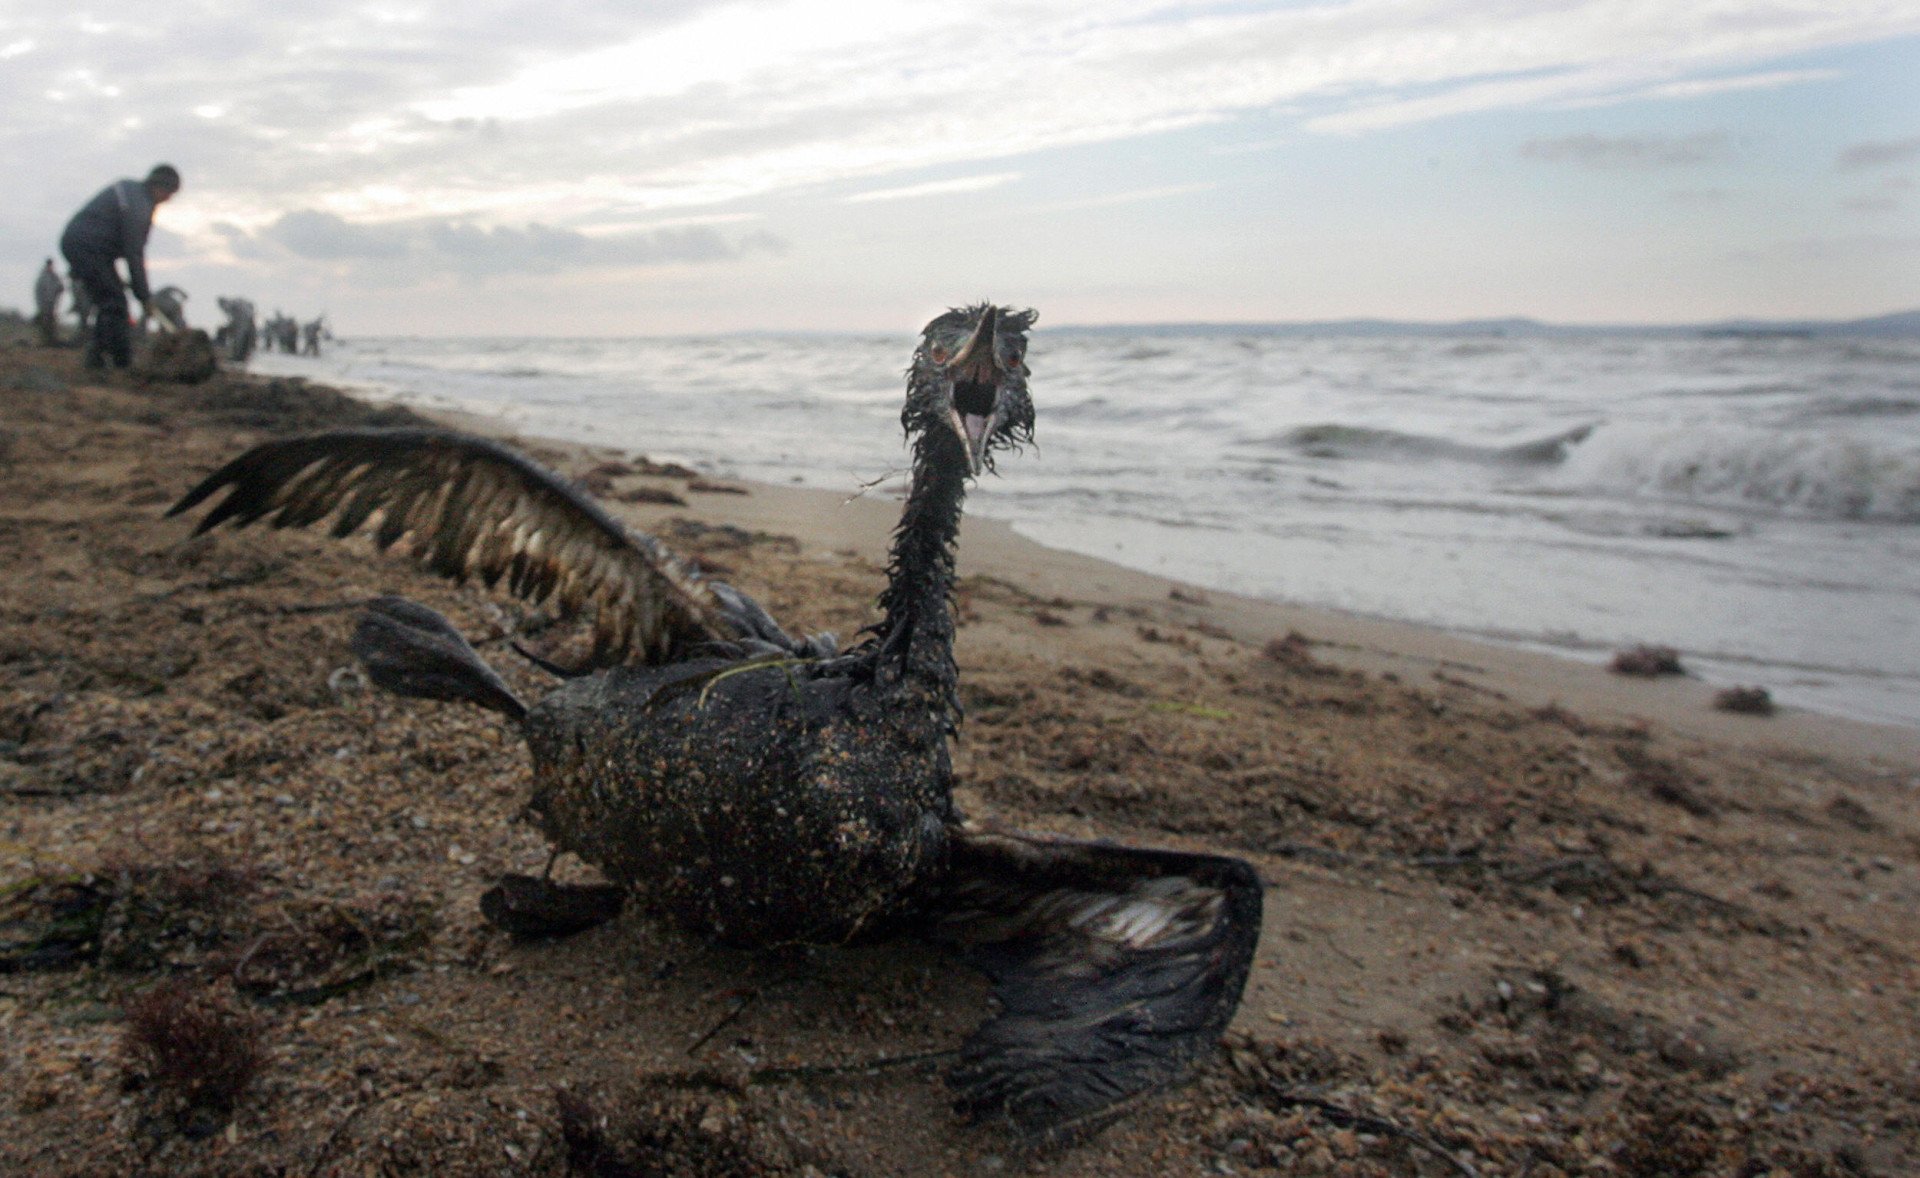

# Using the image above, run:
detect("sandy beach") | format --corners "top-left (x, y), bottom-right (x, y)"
top-left (2, 336), bottom-right (1916, 1175)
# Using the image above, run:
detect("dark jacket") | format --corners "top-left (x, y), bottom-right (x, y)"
top-left (61, 180), bottom-right (158, 303)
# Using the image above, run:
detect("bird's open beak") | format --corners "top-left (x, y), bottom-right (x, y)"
top-left (947, 307), bottom-right (1002, 476)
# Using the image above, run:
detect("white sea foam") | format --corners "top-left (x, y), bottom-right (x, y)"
top-left (1553, 424), bottom-right (1920, 522)
top-left (249, 330), bottom-right (1920, 729)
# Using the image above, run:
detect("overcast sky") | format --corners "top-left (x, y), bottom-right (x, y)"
top-left (4, 1), bottom-right (1918, 335)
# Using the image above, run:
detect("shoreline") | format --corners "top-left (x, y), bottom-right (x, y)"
top-left (2, 342), bottom-right (1915, 1175)
top-left (263, 343), bottom-right (1920, 756)
top-left (422, 404), bottom-right (1920, 769)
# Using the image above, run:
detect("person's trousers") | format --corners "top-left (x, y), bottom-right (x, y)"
top-left (59, 238), bottom-right (131, 369)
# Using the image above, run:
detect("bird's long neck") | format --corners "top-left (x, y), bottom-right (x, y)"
top-left (872, 429), bottom-right (969, 714)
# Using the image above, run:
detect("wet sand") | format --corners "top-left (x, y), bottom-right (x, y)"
top-left (2, 339), bottom-right (1916, 1176)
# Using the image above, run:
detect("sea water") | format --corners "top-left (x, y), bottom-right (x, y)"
top-left (248, 330), bottom-right (1920, 730)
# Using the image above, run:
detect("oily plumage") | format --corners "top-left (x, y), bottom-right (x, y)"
top-left (167, 304), bottom-right (1263, 1140)
top-left (170, 429), bottom-right (732, 667)
top-left (932, 830), bottom-right (1263, 1136)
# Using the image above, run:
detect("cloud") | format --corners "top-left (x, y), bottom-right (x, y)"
top-left (269, 210), bottom-right (411, 260)
top-left (8, 0), bottom-right (1908, 232)
top-left (1030, 183), bottom-right (1218, 213)
top-left (843, 172), bottom-right (1021, 203)
top-left (256, 209), bottom-right (783, 277)
top-left (1844, 176), bottom-right (1914, 213)
top-left (1667, 187), bottom-right (1732, 205)
top-left (1836, 135), bottom-right (1920, 170)
top-left (1566, 68), bottom-right (1838, 107)
top-left (1520, 132), bottom-right (1731, 169)
top-left (427, 220), bottom-right (765, 274)
top-left (4, 0), bottom-right (1920, 331)
top-left (1735, 232), bottom-right (1920, 262)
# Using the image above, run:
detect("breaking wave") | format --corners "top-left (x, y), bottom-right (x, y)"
top-left (1554, 426), bottom-right (1920, 523)
top-left (1265, 422), bottom-right (1595, 466)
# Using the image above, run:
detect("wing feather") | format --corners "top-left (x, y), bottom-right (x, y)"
top-left (168, 428), bottom-right (729, 666)
top-left (929, 825), bottom-right (1264, 1140)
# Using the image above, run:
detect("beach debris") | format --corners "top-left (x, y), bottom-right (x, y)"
top-left (1260, 630), bottom-right (1352, 681)
top-left (4, 365), bottom-right (66, 394)
top-left (1137, 624), bottom-right (1201, 651)
top-left (1262, 631), bottom-right (1317, 665)
top-left (1824, 794), bottom-right (1880, 832)
top-left (0, 850), bottom-right (256, 974)
top-left (178, 374), bottom-right (431, 432)
top-left (611, 484), bottom-right (688, 505)
top-left (1609, 644), bottom-right (1685, 677)
top-left (578, 460), bottom-right (635, 493)
top-left (629, 455), bottom-right (702, 479)
top-left (143, 285), bottom-right (189, 333)
top-left (326, 663), bottom-right (370, 698)
top-left (555, 1086), bottom-right (802, 1175)
top-left (579, 461), bottom-right (691, 505)
top-left (121, 979), bottom-right (268, 1132)
top-left (229, 892), bottom-right (437, 1005)
top-left (1618, 744), bottom-right (1718, 818)
top-left (1643, 518), bottom-right (1738, 540)
top-left (167, 304), bottom-right (1264, 1141)
top-left (1713, 685), bottom-right (1774, 715)
top-left (133, 328), bottom-right (218, 384)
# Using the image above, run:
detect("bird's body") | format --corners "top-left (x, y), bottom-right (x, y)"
top-left (169, 304), bottom-right (1263, 1138)
top-left (523, 653), bottom-right (952, 945)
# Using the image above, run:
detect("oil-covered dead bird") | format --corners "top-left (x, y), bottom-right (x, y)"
top-left (168, 304), bottom-right (1263, 1139)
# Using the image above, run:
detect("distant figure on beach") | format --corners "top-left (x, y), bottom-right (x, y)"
top-left (58, 163), bottom-right (180, 370)
top-left (263, 311), bottom-right (298, 354)
top-left (32, 259), bottom-right (63, 345)
top-left (216, 297), bottom-right (257, 362)
top-left (301, 316), bottom-right (327, 356)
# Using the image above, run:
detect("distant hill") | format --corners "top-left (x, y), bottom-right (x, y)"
top-left (1052, 309), bottom-right (1920, 339)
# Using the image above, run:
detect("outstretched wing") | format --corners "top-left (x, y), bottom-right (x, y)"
top-left (168, 428), bottom-right (730, 666)
top-left (928, 825), bottom-right (1264, 1140)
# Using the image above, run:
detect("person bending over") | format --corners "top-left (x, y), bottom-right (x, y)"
top-left (59, 164), bottom-right (180, 370)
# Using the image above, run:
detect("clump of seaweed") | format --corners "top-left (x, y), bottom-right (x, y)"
top-left (1713, 685), bottom-right (1774, 715)
top-left (555, 1087), bottom-right (799, 1178)
top-left (231, 891), bottom-right (437, 1005)
top-left (1263, 631), bottom-right (1317, 665)
top-left (96, 845), bottom-right (258, 971)
top-left (1, 846), bottom-right (257, 974)
top-left (1616, 744), bottom-right (1718, 819)
top-left (1610, 645), bottom-right (1685, 677)
top-left (121, 979), bottom-right (268, 1131)
top-left (1262, 631), bottom-right (1347, 680)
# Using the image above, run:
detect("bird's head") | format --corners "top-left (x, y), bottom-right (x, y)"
top-left (905, 303), bottom-right (1036, 477)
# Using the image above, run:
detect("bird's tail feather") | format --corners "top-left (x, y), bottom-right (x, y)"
top-left (352, 596), bottom-right (527, 721)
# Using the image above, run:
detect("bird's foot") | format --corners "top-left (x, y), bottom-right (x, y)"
top-left (480, 873), bottom-right (625, 938)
